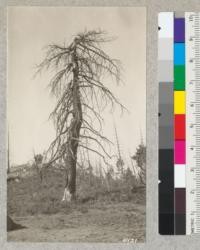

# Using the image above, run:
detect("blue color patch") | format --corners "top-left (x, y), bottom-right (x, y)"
top-left (174, 43), bottom-right (185, 65)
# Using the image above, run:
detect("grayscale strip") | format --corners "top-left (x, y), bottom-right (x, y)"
top-left (158, 12), bottom-right (174, 235)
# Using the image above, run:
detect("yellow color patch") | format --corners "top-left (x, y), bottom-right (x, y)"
top-left (174, 91), bottom-right (185, 114)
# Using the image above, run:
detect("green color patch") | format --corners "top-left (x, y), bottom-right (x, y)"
top-left (174, 66), bottom-right (185, 90)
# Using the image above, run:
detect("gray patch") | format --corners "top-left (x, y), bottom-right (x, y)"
top-left (159, 82), bottom-right (173, 105)
top-left (159, 103), bottom-right (174, 127)
top-left (159, 126), bottom-right (174, 149)
top-left (158, 38), bottom-right (173, 61)
top-left (158, 61), bottom-right (173, 82)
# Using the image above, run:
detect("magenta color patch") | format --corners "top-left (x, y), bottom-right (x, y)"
top-left (175, 140), bottom-right (185, 164)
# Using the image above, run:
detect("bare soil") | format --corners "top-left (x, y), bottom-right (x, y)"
top-left (7, 168), bottom-right (145, 242)
top-left (7, 201), bottom-right (145, 242)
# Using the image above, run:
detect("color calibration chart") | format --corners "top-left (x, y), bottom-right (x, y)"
top-left (158, 12), bottom-right (200, 235)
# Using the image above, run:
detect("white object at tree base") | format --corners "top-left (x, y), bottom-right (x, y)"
top-left (62, 188), bottom-right (72, 202)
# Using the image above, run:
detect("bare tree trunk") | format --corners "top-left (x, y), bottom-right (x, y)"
top-left (65, 45), bottom-right (82, 201)
top-left (66, 151), bottom-right (77, 200)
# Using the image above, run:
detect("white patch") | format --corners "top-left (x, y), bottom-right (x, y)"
top-left (175, 164), bottom-right (186, 188)
top-left (62, 188), bottom-right (72, 202)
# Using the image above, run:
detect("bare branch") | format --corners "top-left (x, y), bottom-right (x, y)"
top-left (80, 135), bottom-right (113, 159)
top-left (79, 144), bottom-right (113, 168)
top-left (36, 30), bottom-right (126, 173)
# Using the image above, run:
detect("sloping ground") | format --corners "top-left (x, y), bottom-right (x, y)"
top-left (7, 166), bottom-right (145, 242)
top-left (7, 201), bottom-right (145, 242)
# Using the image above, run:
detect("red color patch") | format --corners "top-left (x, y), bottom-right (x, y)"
top-left (175, 114), bottom-right (185, 140)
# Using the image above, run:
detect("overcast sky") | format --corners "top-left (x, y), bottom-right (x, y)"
top-left (8, 7), bottom-right (146, 166)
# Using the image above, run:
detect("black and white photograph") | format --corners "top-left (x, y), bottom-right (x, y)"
top-left (7, 7), bottom-right (146, 243)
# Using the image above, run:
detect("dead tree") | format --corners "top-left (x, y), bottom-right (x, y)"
top-left (132, 142), bottom-right (146, 186)
top-left (33, 153), bottom-right (44, 182)
top-left (114, 121), bottom-right (124, 176)
top-left (36, 30), bottom-right (125, 201)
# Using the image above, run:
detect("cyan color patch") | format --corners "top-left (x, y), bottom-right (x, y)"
top-left (174, 43), bottom-right (185, 65)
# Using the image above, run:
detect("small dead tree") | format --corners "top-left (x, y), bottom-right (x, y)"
top-left (36, 30), bottom-right (125, 201)
top-left (132, 142), bottom-right (146, 186)
top-left (33, 153), bottom-right (44, 182)
top-left (114, 121), bottom-right (124, 177)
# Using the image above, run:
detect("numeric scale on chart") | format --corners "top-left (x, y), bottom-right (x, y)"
top-left (186, 12), bottom-right (200, 235)
top-left (158, 12), bottom-right (200, 235)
